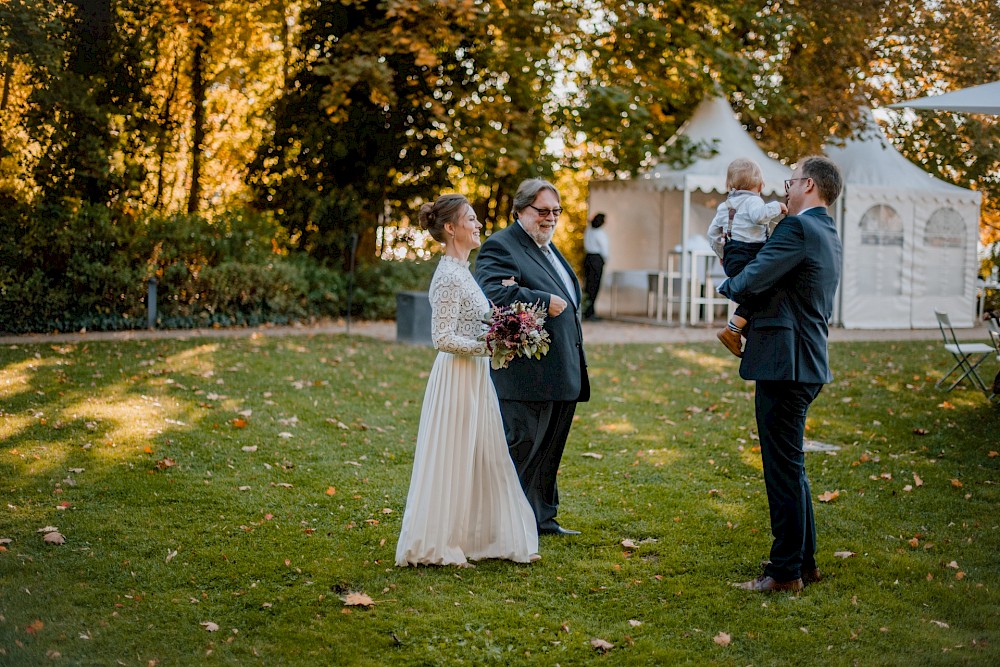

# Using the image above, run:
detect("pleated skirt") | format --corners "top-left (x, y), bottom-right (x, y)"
top-left (395, 352), bottom-right (539, 566)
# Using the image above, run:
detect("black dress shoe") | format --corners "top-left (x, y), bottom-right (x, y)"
top-left (537, 522), bottom-right (581, 536)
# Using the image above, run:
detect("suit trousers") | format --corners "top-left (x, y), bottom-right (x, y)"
top-left (498, 399), bottom-right (577, 527)
top-left (583, 253), bottom-right (605, 319)
top-left (755, 380), bottom-right (823, 582)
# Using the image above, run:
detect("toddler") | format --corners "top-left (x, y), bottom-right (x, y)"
top-left (708, 158), bottom-right (787, 357)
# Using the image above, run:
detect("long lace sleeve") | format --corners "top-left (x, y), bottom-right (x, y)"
top-left (430, 268), bottom-right (489, 356)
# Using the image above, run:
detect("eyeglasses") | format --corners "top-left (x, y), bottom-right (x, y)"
top-left (527, 204), bottom-right (563, 218)
top-left (784, 177), bottom-right (810, 192)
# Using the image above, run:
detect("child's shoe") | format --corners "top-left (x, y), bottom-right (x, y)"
top-left (717, 327), bottom-right (743, 358)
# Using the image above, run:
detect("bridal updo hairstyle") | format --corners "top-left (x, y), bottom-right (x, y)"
top-left (419, 194), bottom-right (470, 243)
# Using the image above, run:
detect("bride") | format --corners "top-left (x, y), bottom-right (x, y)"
top-left (395, 194), bottom-right (540, 567)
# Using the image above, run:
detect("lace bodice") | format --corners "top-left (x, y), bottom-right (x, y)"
top-left (430, 255), bottom-right (489, 356)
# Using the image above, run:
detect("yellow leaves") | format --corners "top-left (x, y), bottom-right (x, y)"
top-left (817, 490), bottom-right (840, 503)
top-left (325, 486), bottom-right (336, 496)
top-left (950, 479), bottom-right (963, 488)
top-left (230, 418), bottom-right (247, 429)
top-left (341, 591), bottom-right (374, 607)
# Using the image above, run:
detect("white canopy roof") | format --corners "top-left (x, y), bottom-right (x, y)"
top-left (890, 80), bottom-right (1000, 115)
top-left (641, 96), bottom-right (790, 196)
top-left (825, 111), bottom-right (981, 200)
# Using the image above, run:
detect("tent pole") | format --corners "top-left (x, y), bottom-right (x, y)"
top-left (680, 181), bottom-right (691, 327)
top-left (835, 188), bottom-right (847, 327)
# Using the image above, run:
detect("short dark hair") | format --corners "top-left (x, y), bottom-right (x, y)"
top-left (590, 213), bottom-right (606, 229)
top-left (800, 156), bottom-right (843, 205)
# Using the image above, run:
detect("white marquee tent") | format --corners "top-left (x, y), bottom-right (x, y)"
top-left (826, 112), bottom-right (982, 328)
top-left (588, 96), bottom-right (790, 324)
top-left (890, 80), bottom-right (1000, 115)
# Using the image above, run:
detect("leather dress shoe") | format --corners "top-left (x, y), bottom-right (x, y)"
top-left (538, 522), bottom-right (581, 536)
top-left (802, 568), bottom-right (822, 584)
top-left (734, 575), bottom-right (803, 592)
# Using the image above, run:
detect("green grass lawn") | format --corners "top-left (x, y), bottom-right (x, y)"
top-left (1, 334), bottom-right (998, 666)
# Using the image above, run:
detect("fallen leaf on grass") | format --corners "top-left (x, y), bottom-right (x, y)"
top-left (628, 619), bottom-right (642, 627)
top-left (946, 560), bottom-right (959, 569)
top-left (341, 592), bottom-right (374, 607)
top-left (955, 571), bottom-right (965, 580)
top-left (988, 451), bottom-right (998, 458)
top-left (200, 621), bottom-right (219, 632)
top-left (908, 537), bottom-right (920, 548)
top-left (912, 428), bottom-right (929, 436)
top-left (325, 486), bottom-right (336, 496)
top-left (817, 490), bottom-right (840, 503)
top-left (590, 638), bottom-right (614, 653)
top-left (834, 551), bottom-right (856, 559)
top-left (0, 538), bottom-right (11, 545)
top-left (621, 539), bottom-right (637, 549)
top-left (914, 473), bottom-right (923, 487)
top-left (581, 452), bottom-right (603, 459)
top-left (166, 549), bottom-right (178, 563)
top-left (241, 446), bottom-right (258, 453)
top-left (950, 479), bottom-right (963, 488)
top-left (42, 530), bottom-right (65, 545)
top-left (25, 620), bottom-right (44, 635)
top-left (155, 457), bottom-right (176, 470)
top-left (230, 418), bottom-right (248, 429)
top-left (929, 620), bottom-right (949, 629)
top-left (714, 632), bottom-right (731, 647)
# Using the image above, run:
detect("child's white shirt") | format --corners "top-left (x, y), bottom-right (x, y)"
top-left (708, 190), bottom-right (785, 259)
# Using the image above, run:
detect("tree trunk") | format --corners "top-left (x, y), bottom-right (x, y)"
top-left (155, 50), bottom-right (180, 211)
top-left (0, 49), bottom-right (12, 157)
top-left (187, 24), bottom-right (211, 214)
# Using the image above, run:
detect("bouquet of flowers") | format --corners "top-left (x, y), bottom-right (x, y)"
top-left (482, 301), bottom-right (551, 370)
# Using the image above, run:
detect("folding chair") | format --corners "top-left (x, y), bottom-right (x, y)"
top-left (934, 310), bottom-right (994, 394)
top-left (986, 318), bottom-right (1000, 400)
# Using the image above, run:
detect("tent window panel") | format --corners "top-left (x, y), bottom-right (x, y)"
top-left (858, 204), bottom-right (904, 296)
top-left (924, 207), bottom-right (966, 296)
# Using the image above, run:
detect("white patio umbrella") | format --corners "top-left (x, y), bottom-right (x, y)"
top-left (890, 80), bottom-right (1000, 115)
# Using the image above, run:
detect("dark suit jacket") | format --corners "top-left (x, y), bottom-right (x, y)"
top-left (474, 221), bottom-right (590, 402)
top-left (718, 207), bottom-right (842, 384)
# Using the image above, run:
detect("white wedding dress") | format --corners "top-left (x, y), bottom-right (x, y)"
top-left (396, 255), bottom-right (539, 566)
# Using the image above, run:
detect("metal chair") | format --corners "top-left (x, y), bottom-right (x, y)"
top-left (934, 310), bottom-right (994, 394)
top-left (986, 317), bottom-right (1000, 401)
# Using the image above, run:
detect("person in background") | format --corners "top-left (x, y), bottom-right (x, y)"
top-left (583, 212), bottom-right (609, 321)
